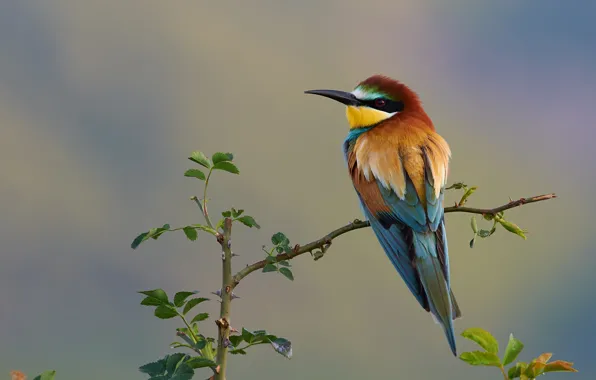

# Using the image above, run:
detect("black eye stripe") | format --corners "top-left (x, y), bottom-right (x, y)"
top-left (362, 98), bottom-right (405, 113)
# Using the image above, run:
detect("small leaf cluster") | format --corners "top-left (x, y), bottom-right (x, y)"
top-left (139, 353), bottom-right (216, 380)
top-left (446, 182), bottom-right (477, 206)
top-left (469, 212), bottom-right (528, 248)
top-left (261, 232), bottom-right (294, 281)
top-left (217, 207), bottom-right (261, 231)
top-left (447, 182), bottom-right (528, 248)
top-left (138, 289), bottom-right (218, 378)
top-left (228, 328), bottom-right (292, 359)
top-left (185, 151), bottom-right (239, 180)
top-left (459, 327), bottom-right (577, 379)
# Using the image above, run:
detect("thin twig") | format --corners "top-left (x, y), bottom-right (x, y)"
top-left (499, 364), bottom-right (510, 380)
top-left (202, 169), bottom-right (215, 229)
top-left (232, 193), bottom-right (556, 286)
top-left (444, 193), bottom-right (556, 215)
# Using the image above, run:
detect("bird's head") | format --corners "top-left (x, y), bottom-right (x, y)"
top-left (305, 75), bottom-right (424, 129)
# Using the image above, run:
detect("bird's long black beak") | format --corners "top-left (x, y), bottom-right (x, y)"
top-left (304, 89), bottom-right (360, 106)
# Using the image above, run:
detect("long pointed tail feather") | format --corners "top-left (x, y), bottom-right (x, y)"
top-left (413, 231), bottom-right (458, 356)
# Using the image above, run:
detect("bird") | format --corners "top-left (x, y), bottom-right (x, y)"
top-left (304, 75), bottom-right (461, 355)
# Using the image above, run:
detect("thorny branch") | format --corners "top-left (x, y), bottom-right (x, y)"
top-left (231, 193), bottom-right (556, 286)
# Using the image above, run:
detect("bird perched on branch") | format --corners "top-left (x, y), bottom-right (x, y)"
top-left (305, 75), bottom-right (461, 355)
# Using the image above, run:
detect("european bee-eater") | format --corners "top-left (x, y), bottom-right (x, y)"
top-left (305, 75), bottom-right (461, 355)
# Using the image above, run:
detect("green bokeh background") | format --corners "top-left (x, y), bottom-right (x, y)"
top-left (2, 1), bottom-right (594, 379)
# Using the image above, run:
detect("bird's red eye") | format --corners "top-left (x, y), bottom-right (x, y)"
top-left (374, 99), bottom-right (386, 108)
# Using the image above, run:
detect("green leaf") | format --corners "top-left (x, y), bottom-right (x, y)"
top-left (508, 362), bottom-right (528, 379)
top-left (461, 327), bottom-right (500, 354)
top-left (131, 224), bottom-right (171, 249)
top-left (265, 256), bottom-right (276, 264)
top-left (185, 357), bottom-right (217, 369)
top-left (469, 237), bottom-right (476, 249)
top-left (459, 351), bottom-right (501, 366)
top-left (279, 260), bottom-right (291, 267)
top-left (189, 151), bottom-right (211, 168)
top-left (478, 229), bottom-right (492, 238)
top-left (165, 353), bottom-right (187, 373)
top-left (213, 161), bottom-right (239, 174)
top-left (139, 359), bottom-right (166, 376)
top-left (141, 296), bottom-right (164, 306)
top-left (173, 291), bottom-right (197, 307)
top-left (156, 354), bottom-right (195, 380)
top-left (279, 267), bottom-right (294, 281)
top-left (236, 215), bottom-right (261, 229)
top-left (221, 211), bottom-right (232, 217)
top-left (498, 219), bottom-right (527, 240)
top-left (183, 297), bottom-right (209, 315)
top-left (169, 364), bottom-right (194, 380)
top-left (155, 305), bottom-right (178, 319)
top-left (212, 152), bottom-right (234, 164)
top-left (190, 313), bottom-right (209, 324)
top-left (503, 333), bottom-right (525, 366)
top-left (271, 231), bottom-right (292, 253)
top-left (242, 328), bottom-right (256, 343)
top-left (184, 168), bottom-right (206, 180)
top-left (446, 182), bottom-right (466, 190)
top-left (182, 227), bottom-right (198, 241)
top-left (262, 264), bottom-right (278, 273)
top-left (139, 289), bottom-right (169, 305)
top-left (459, 186), bottom-right (478, 206)
top-left (471, 216), bottom-right (478, 233)
top-left (152, 224), bottom-right (171, 240)
top-left (271, 232), bottom-right (289, 246)
top-left (32, 371), bottom-right (57, 380)
top-left (229, 335), bottom-right (243, 347)
top-left (131, 232), bottom-right (149, 249)
top-left (231, 207), bottom-right (244, 217)
top-left (195, 337), bottom-right (207, 350)
top-left (271, 337), bottom-right (293, 359)
top-left (229, 348), bottom-right (247, 355)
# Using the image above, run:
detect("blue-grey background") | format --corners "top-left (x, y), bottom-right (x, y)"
top-left (1, 1), bottom-right (593, 379)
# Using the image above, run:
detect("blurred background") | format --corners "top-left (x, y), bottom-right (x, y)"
top-left (1, 1), bottom-right (594, 379)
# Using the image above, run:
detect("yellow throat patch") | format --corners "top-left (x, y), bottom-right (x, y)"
top-left (345, 106), bottom-right (394, 129)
